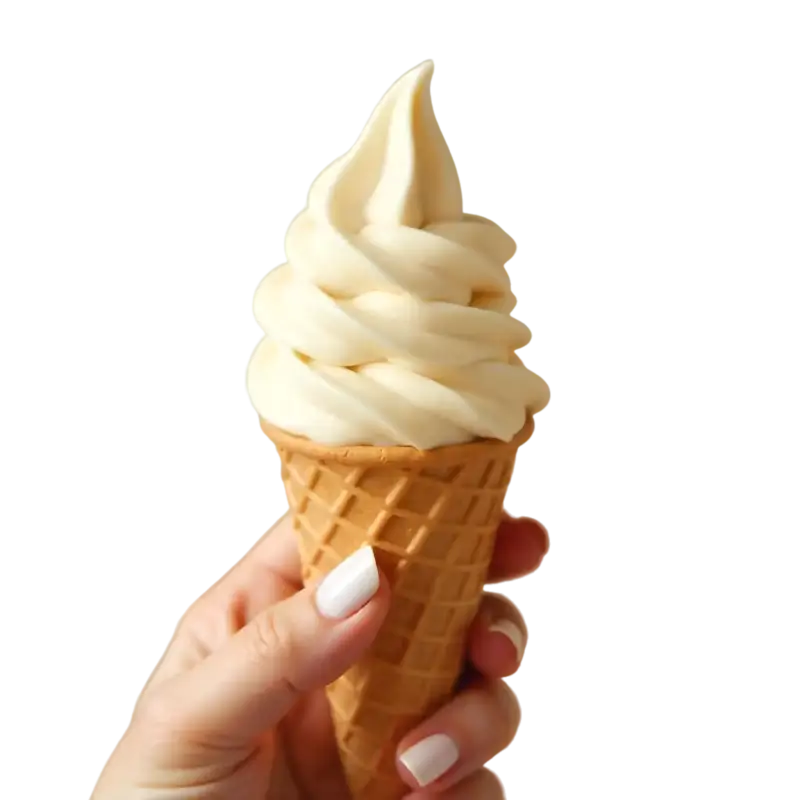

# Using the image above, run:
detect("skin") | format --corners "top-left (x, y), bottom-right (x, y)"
top-left (93, 512), bottom-right (549, 799)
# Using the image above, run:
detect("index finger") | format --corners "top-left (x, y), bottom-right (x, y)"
top-left (238, 511), bottom-right (303, 589)
top-left (140, 515), bottom-right (302, 691)
top-left (196, 513), bottom-right (303, 612)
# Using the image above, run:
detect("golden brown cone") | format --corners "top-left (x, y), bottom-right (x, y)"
top-left (261, 418), bottom-right (534, 800)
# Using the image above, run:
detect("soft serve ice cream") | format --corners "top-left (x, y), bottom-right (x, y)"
top-left (247, 61), bottom-right (549, 449)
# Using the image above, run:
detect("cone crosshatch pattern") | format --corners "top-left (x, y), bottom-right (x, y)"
top-left (261, 418), bottom-right (534, 800)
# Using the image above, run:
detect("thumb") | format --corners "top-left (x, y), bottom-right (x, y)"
top-left (165, 546), bottom-right (388, 742)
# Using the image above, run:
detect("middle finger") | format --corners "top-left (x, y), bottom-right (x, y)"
top-left (486, 515), bottom-right (549, 583)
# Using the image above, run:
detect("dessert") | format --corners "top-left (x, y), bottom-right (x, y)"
top-left (247, 60), bottom-right (548, 799)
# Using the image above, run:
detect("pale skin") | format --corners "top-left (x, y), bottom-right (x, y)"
top-left (93, 512), bottom-right (549, 799)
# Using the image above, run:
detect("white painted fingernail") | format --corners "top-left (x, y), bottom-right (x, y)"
top-left (316, 547), bottom-right (379, 619)
top-left (399, 733), bottom-right (460, 788)
top-left (488, 619), bottom-right (525, 662)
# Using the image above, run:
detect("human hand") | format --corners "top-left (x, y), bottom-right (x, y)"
top-left (92, 512), bottom-right (548, 799)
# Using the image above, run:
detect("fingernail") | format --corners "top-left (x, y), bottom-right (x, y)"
top-left (488, 619), bottom-right (525, 662)
top-left (399, 733), bottom-right (459, 787)
top-left (316, 547), bottom-right (379, 619)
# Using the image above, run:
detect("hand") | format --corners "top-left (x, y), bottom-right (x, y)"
top-left (93, 512), bottom-right (549, 799)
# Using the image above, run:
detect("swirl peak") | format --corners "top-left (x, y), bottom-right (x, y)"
top-left (307, 60), bottom-right (463, 231)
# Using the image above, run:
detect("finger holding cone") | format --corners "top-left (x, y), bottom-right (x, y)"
top-left (467, 592), bottom-right (529, 679)
top-left (396, 677), bottom-right (521, 793)
top-left (488, 515), bottom-right (550, 583)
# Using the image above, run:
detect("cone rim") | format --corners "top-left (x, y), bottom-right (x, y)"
top-left (259, 415), bottom-right (533, 465)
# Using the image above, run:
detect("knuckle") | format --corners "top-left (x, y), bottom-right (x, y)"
top-left (251, 608), bottom-right (293, 662)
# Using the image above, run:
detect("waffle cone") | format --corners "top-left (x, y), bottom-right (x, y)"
top-left (260, 417), bottom-right (534, 800)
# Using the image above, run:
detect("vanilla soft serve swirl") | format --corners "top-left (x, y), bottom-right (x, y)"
top-left (247, 62), bottom-right (549, 448)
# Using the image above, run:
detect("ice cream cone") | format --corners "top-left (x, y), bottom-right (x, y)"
top-left (260, 417), bottom-right (534, 800)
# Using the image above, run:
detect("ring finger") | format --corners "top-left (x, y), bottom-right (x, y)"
top-left (395, 678), bottom-right (520, 793)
